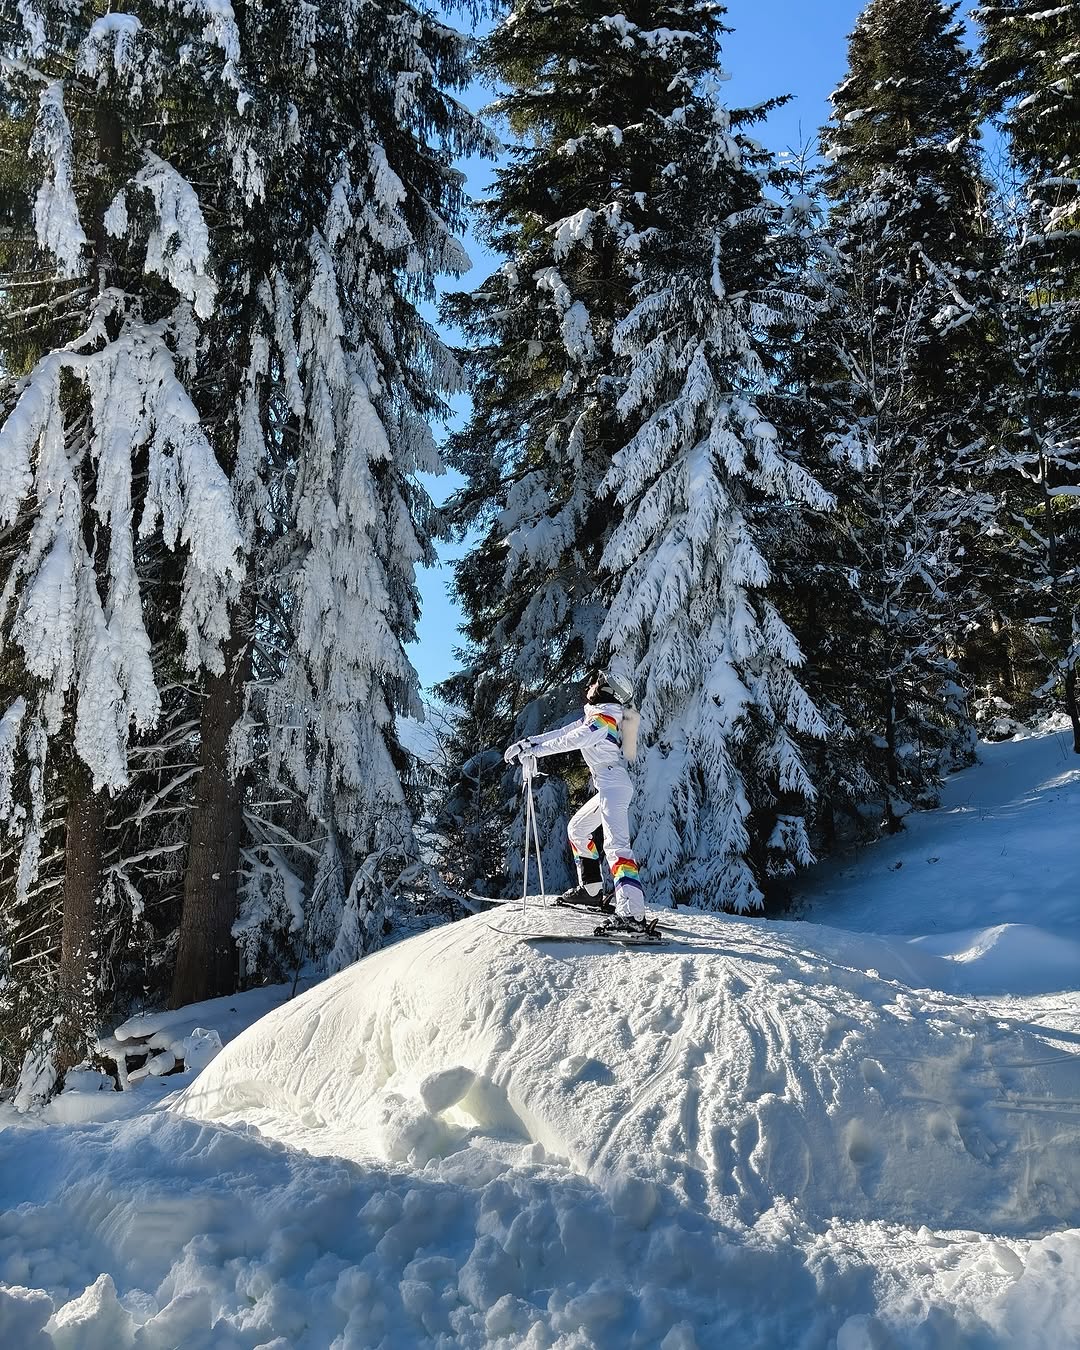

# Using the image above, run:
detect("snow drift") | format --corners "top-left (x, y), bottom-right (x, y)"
top-left (177, 908), bottom-right (1080, 1237)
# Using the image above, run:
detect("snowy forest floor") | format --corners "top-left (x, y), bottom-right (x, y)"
top-left (1, 726), bottom-right (1078, 1348)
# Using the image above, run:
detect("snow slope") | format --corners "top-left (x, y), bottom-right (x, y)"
top-left (794, 722), bottom-right (1080, 942)
top-left (0, 726), bottom-right (1078, 1348)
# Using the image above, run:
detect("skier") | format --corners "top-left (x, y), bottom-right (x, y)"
top-left (504, 670), bottom-right (657, 936)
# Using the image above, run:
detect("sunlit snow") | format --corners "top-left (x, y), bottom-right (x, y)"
top-left (1, 726), bottom-right (1077, 1347)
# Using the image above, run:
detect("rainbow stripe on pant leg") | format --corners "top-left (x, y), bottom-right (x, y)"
top-left (570, 837), bottom-right (599, 860)
top-left (612, 853), bottom-right (644, 904)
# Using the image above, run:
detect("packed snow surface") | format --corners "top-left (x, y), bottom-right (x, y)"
top-left (1, 726), bottom-right (1078, 1347)
top-left (178, 910), bottom-right (1080, 1235)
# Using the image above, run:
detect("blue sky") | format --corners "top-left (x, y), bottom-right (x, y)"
top-left (408, 0), bottom-right (869, 696)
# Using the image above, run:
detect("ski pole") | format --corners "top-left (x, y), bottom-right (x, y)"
top-left (520, 755), bottom-right (546, 913)
top-left (520, 757), bottom-right (532, 914)
top-left (525, 756), bottom-right (546, 908)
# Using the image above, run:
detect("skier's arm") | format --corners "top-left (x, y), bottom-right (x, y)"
top-left (518, 712), bottom-right (614, 759)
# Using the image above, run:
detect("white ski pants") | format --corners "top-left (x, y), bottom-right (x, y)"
top-left (566, 770), bottom-right (645, 918)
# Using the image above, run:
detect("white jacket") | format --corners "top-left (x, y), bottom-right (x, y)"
top-left (520, 702), bottom-right (628, 783)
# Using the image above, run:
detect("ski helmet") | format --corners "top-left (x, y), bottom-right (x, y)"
top-left (588, 668), bottom-right (635, 704)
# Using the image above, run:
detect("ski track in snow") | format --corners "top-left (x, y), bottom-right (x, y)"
top-left (1, 727), bottom-right (1078, 1348)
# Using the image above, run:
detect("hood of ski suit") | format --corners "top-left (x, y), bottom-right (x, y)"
top-left (523, 702), bottom-right (628, 781)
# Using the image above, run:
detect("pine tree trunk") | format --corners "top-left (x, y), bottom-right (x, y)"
top-left (56, 759), bottom-right (103, 1075)
top-left (1064, 666), bottom-right (1080, 755)
top-left (990, 612), bottom-right (1016, 701)
top-left (883, 680), bottom-right (904, 833)
top-left (170, 628), bottom-right (249, 1008)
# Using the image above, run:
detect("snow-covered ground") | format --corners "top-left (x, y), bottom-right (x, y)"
top-left (1, 727), bottom-right (1078, 1348)
top-left (793, 722), bottom-right (1079, 945)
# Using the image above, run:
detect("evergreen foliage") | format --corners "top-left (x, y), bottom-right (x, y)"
top-left (231, 0), bottom-right (485, 981)
top-left (1, 0), bottom-right (246, 1094)
top-left (439, 0), bottom-right (807, 903)
top-left (976, 1), bottom-right (1080, 749)
top-left (761, 164), bottom-right (886, 852)
top-left (593, 18), bottom-right (833, 910)
top-left (812, 0), bottom-right (1000, 826)
top-left (0, 0), bottom-right (484, 1095)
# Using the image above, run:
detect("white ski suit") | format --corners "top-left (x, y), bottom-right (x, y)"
top-left (514, 702), bottom-right (645, 919)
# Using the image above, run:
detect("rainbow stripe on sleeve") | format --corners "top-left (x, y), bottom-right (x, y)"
top-left (589, 711), bottom-right (621, 746)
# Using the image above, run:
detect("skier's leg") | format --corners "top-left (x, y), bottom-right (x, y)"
top-left (599, 776), bottom-right (646, 919)
top-left (567, 795), bottom-right (604, 895)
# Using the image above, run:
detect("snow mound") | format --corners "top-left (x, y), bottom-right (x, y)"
top-left (178, 908), bottom-right (1080, 1236)
top-left (911, 923), bottom-right (1080, 996)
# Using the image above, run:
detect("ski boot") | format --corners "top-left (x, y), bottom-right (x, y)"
top-left (556, 886), bottom-right (614, 911)
top-left (594, 914), bottom-right (661, 940)
top-left (558, 854), bottom-right (613, 911)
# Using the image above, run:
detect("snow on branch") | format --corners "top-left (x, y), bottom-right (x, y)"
top-left (132, 152), bottom-right (218, 318)
top-left (159, 0), bottom-right (242, 87)
top-left (77, 13), bottom-right (153, 92)
top-left (29, 82), bottom-right (88, 279)
top-left (0, 304), bottom-right (242, 785)
top-left (0, 697), bottom-right (27, 822)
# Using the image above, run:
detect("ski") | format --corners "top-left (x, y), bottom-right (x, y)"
top-left (553, 896), bottom-right (614, 915)
top-left (487, 919), bottom-right (666, 946)
top-left (464, 890), bottom-right (563, 908)
top-left (465, 890), bottom-right (519, 906)
top-left (465, 890), bottom-right (613, 912)
top-left (524, 930), bottom-right (665, 947)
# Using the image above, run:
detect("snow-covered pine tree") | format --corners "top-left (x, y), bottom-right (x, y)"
top-left (1, 0), bottom-right (484, 1091)
top-left (755, 157), bottom-right (886, 854)
top-left (976, 2), bottom-right (1080, 750)
top-left (431, 677), bottom-right (513, 897)
top-left (0, 3), bottom-right (245, 1087)
top-left (439, 0), bottom-right (744, 896)
top-left (594, 14), bottom-right (833, 911)
top-left (218, 1), bottom-right (487, 979)
top-left (812, 0), bottom-right (1003, 826)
